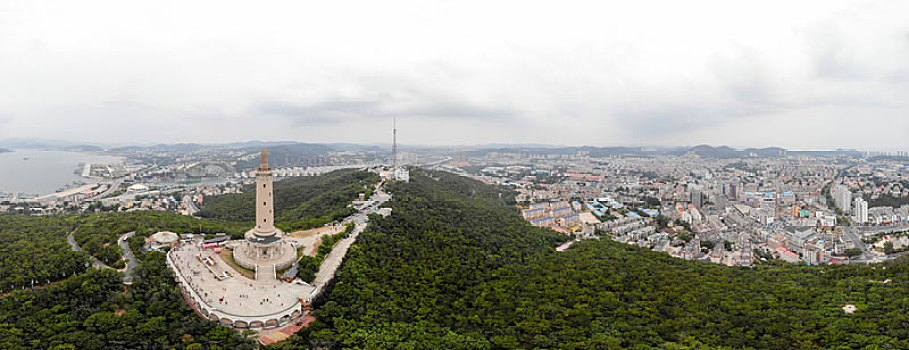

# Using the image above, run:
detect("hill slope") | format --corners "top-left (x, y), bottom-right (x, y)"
top-left (281, 169), bottom-right (908, 350)
top-left (283, 168), bottom-right (568, 349)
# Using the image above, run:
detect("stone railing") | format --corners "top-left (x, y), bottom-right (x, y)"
top-left (232, 244), bottom-right (259, 270)
top-left (232, 242), bottom-right (297, 271)
top-left (272, 245), bottom-right (298, 270)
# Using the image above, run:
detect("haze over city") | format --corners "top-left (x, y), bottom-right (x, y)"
top-left (1, 0), bottom-right (908, 150)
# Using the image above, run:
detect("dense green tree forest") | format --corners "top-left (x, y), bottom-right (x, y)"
top-left (197, 169), bottom-right (379, 231)
top-left (0, 251), bottom-right (255, 349)
top-left (72, 211), bottom-right (249, 265)
top-left (278, 169), bottom-right (908, 349)
top-left (0, 215), bottom-right (88, 293)
top-left (460, 242), bottom-right (908, 349)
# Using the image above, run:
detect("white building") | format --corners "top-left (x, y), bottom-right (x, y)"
top-left (393, 167), bottom-right (410, 182)
top-left (853, 197), bottom-right (868, 224)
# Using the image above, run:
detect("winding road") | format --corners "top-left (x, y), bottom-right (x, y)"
top-left (118, 232), bottom-right (138, 283)
top-left (66, 231), bottom-right (111, 269)
top-left (66, 230), bottom-right (138, 283)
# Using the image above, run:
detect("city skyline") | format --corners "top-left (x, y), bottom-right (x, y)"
top-left (1, 0), bottom-right (908, 150)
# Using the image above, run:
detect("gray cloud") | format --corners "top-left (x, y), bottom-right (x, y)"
top-left (0, 0), bottom-right (907, 150)
top-left (402, 102), bottom-right (516, 120)
top-left (253, 100), bottom-right (381, 126)
top-left (253, 94), bottom-right (517, 127)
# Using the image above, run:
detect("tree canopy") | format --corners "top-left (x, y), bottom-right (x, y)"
top-left (0, 215), bottom-right (88, 293)
top-left (0, 252), bottom-right (255, 349)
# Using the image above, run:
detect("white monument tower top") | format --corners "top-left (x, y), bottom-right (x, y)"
top-left (260, 148), bottom-right (270, 170)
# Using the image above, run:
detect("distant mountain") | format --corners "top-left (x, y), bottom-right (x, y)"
top-left (683, 145), bottom-right (789, 159)
top-left (688, 145), bottom-right (740, 158)
top-left (62, 144), bottom-right (104, 152)
top-left (789, 149), bottom-right (864, 158)
top-left (744, 147), bottom-right (787, 157)
top-left (236, 143), bottom-right (335, 167)
top-left (0, 138), bottom-right (86, 150)
top-left (220, 140), bottom-right (301, 149)
top-left (468, 145), bottom-right (674, 158)
top-left (0, 147), bottom-right (10, 153)
top-left (580, 146), bottom-right (652, 157)
top-left (110, 143), bottom-right (207, 152)
top-left (324, 143), bottom-right (385, 152)
top-left (109, 141), bottom-right (330, 154)
top-left (465, 145), bottom-right (808, 159)
top-left (471, 143), bottom-right (566, 149)
top-left (468, 146), bottom-right (647, 157)
top-left (108, 145), bottom-right (144, 152)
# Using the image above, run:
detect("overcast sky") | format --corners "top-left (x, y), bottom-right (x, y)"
top-left (1, 0), bottom-right (907, 150)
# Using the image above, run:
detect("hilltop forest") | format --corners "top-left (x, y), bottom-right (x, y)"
top-left (276, 169), bottom-right (908, 350)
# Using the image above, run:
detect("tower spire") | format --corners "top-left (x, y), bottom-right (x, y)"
top-left (260, 148), bottom-right (269, 169)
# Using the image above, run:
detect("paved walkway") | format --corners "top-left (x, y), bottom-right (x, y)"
top-left (312, 189), bottom-right (391, 290)
top-left (118, 232), bottom-right (138, 283)
top-left (312, 224), bottom-right (364, 287)
top-left (256, 265), bottom-right (277, 281)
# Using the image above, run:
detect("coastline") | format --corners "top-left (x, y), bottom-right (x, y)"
top-left (0, 149), bottom-right (124, 198)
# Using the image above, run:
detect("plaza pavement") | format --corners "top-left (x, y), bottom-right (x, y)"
top-left (170, 244), bottom-right (314, 318)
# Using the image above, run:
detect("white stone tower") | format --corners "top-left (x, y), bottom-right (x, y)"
top-left (233, 148), bottom-right (297, 275)
top-left (254, 148), bottom-right (276, 236)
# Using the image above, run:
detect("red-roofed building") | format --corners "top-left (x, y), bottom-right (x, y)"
top-left (775, 246), bottom-right (800, 264)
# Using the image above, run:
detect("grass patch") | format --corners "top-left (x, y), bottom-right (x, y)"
top-left (218, 248), bottom-right (255, 279)
top-left (308, 238), bottom-right (324, 257)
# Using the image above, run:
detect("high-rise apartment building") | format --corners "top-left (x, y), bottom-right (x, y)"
top-left (854, 197), bottom-right (868, 224)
